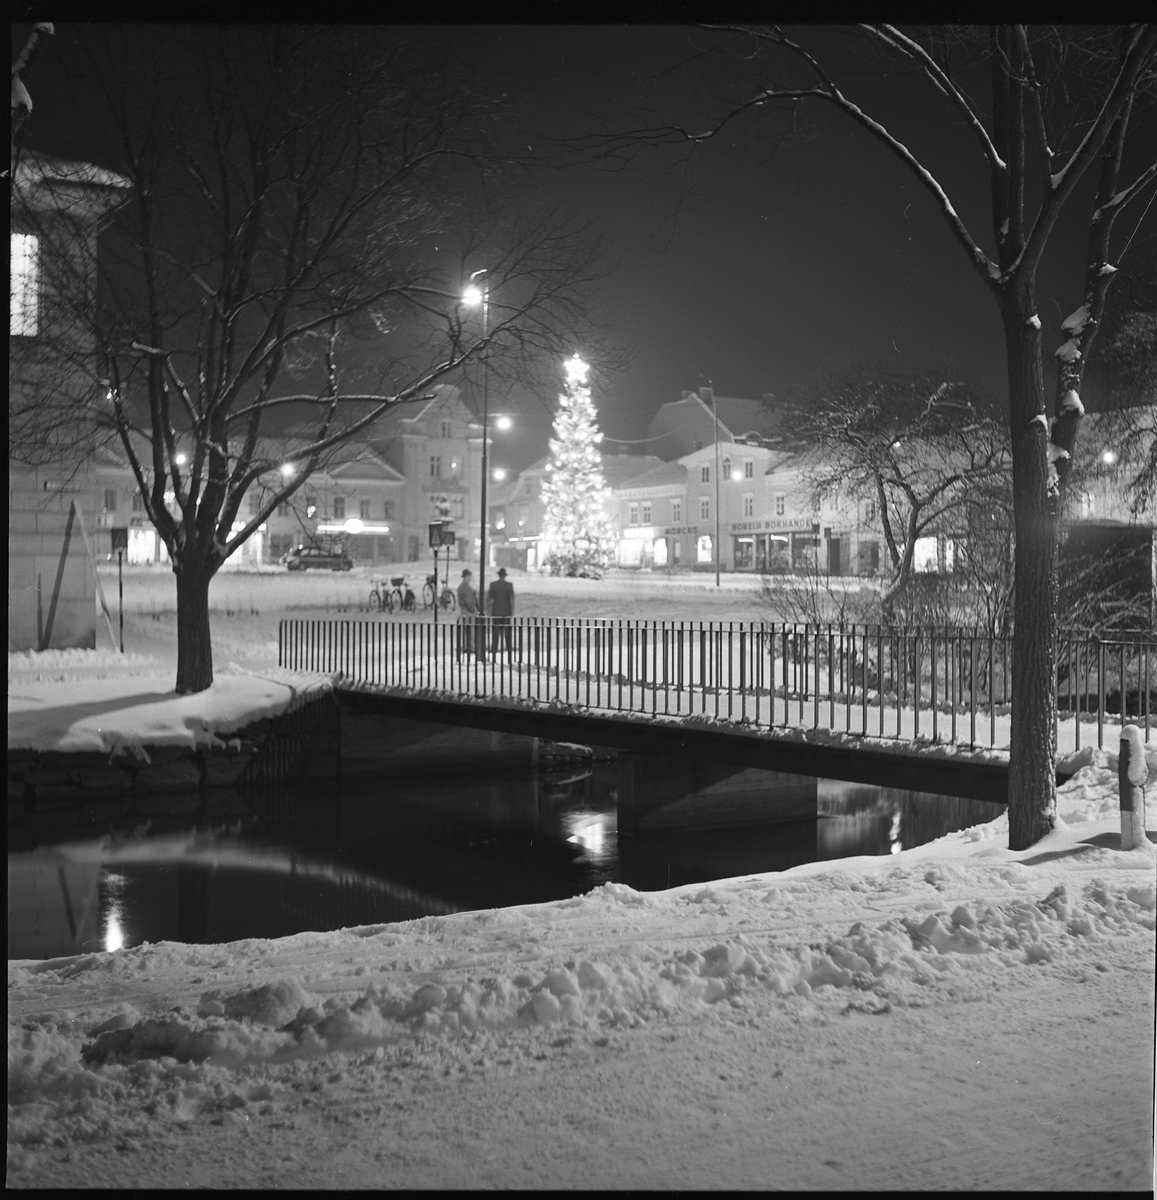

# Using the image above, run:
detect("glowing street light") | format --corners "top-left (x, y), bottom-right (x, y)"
top-left (493, 467), bottom-right (508, 482)
top-left (280, 462), bottom-right (296, 478)
top-left (1101, 450), bottom-right (1118, 465)
top-left (495, 415), bottom-right (512, 431)
top-left (463, 267), bottom-right (495, 655)
top-left (175, 452), bottom-right (187, 465)
top-left (343, 517), bottom-right (365, 534)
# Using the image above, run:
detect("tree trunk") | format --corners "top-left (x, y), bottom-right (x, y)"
top-left (175, 564), bottom-right (215, 694)
top-left (1003, 300), bottom-right (1057, 850)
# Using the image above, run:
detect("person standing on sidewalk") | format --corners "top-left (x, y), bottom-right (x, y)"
top-left (456, 569), bottom-right (478, 660)
top-left (486, 567), bottom-right (515, 656)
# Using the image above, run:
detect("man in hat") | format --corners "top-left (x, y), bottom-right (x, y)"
top-left (486, 566), bottom-right (515, 655)
top-left (456, 568), bottom-right (478, 660)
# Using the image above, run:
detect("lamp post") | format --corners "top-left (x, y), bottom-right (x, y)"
top-left (711, 383), bottom-right (721, 588)
top-left (463, 269), bottom-right (491, 654)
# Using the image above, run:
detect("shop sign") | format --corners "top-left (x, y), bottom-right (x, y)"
top-left (730, 518), bottom-right (808, 532)
top-left (663, 525), bottom-right (699, 535)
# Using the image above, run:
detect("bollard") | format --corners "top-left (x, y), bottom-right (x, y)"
top-left (1118, 725), bottom-right (1149, 851)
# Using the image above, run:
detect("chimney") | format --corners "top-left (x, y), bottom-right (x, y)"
top-left (699, 386), bottom-right (714, 404)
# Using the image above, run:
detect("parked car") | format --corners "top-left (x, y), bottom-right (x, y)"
top-left (281, 544), bottom-right (354, 572)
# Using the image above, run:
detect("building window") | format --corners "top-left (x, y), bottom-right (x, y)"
top-left (700, 497), bottom-right (710, 521)
top-left (864, 499), bottom-right (876, 523)
top-left (10, 232), bottom-right (40, 337)
top-left (360, 499), bottom-right (371, 519)
top-left (775, 494), bottom-right (785, 516)
top-left (629, 502), bottom-right (639, 525)
top-left (722, 457), bottom-right (731, 479)
top-left (333, 497), bottom-right (345, 519)
top-left (131, 489), bottom-right (144, 512)
top-left (383, 500), bottom-right (394, 520)
top-left (430, 455), bottom-right (441, 478)
top-left (700, 465), bottom-right (710, 484)
top-left (451, 495), bottom-right (465, 520)
top-left (102, 488), bottom-right (117, 512)
top-left (670, 499), bottom-right (682, 523)
top-left (744, 459), bottom-right (754, 479)
top-left (743, 494), bottom-right (754, 518)
top-left (278, 502), bottom-right (290, 517)
top-left (641, 501), bottom-right (652, 523)
top-left (248, 492), bottom-right (260, 515)
top-left (517, 503), bottom-right (529, 528)
top-left (440, 419), bottom-right (452, 438)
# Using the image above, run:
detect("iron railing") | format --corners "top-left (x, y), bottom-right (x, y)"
top-left (278, 617), bottom-right (1154, 751)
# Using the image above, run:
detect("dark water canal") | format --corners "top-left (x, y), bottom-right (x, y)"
top-left (7, 756), bottom-right (1002, 961)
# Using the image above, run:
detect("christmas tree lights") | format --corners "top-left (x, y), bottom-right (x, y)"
top-left (541, 355), bottom-right (614, 577)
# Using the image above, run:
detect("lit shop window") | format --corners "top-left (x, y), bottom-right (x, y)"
top-left (10, 232), bottom-right (40, 336)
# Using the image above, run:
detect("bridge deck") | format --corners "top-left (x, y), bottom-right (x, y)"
top-left (337, 686), bottom-right (1072, 804)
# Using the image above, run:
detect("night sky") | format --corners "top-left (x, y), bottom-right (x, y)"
top-left (18, 23), bottom-right (1149, 476)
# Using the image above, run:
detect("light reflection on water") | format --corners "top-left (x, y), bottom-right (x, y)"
top-left (7, 760), bottom-right (1002, 960)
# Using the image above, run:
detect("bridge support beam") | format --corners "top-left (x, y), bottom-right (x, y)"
top-left (615, 755), bottom-right (817, 836)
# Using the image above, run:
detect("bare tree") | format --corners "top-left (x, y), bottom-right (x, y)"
top-left (782, 367), bottom-right (1011, 624)
top-left (16, 26), bottom-right (606, 694)
top-left (584, 25), bottom-right (1157, 848)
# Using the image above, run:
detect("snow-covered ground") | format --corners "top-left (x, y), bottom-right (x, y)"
top-left (7, 576), bottom-right (1156, 1189)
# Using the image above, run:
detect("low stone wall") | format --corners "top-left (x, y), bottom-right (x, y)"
top-left (7, 692), bottom-right (340, 810)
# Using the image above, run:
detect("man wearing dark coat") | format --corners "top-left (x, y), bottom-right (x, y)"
top-left (486, 567), bottom-right (515, 655)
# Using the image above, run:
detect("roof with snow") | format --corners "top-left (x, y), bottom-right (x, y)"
top-left (615, 461), bottom-right (688, 492)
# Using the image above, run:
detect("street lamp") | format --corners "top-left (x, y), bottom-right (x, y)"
top-left (711, 383), bottom-right (721, 588)
top-left (463, 268), bottom-right (492, 650)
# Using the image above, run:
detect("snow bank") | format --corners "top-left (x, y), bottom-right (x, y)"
top-left (7, 667), bottom-right (336, 754)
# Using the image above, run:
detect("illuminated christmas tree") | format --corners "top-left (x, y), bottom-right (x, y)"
top-left (541, 355), bottom-right (614, 578)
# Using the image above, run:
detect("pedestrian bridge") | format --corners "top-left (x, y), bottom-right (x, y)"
top-left (279, 616), bottom-right (1153, 807)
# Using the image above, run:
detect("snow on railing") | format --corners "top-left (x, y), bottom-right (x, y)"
top-left (278, 617), bottom-right (1154, 753)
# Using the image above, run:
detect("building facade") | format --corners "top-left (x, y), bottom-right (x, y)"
top-left (9, 155), bottom-right (131, 650)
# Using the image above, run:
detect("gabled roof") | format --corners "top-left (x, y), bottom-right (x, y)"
top-left (329, 450), bottom-right (405, 484)
top-left (366, 383), bottom-right (471, 444)
top-left (615, 460), bottom-right (687, 492)
top-left (645, 388), bottom-right (783, 461)
top-left (599, 452), bottom-right (667, 488)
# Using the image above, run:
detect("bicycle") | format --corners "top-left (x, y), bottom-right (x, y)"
top-left (422, 574), bottom-right (438, 609)
top-left (390, 576), bottom-right (416, 612)
top-left (368, 580), bottom-right (395, 613)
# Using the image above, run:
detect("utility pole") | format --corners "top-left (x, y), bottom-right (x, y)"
top-left (711, 383), bottom-right (721, 588)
